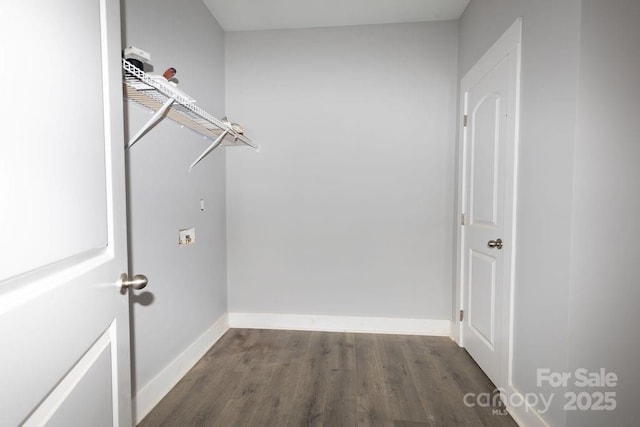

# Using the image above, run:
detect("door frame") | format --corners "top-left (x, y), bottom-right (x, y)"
top-left (453, 17), bottom-right (522, 393)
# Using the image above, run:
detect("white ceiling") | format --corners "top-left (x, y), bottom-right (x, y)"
top-left (203, 0), bottom-right (470, 32)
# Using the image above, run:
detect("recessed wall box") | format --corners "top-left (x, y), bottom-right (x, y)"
top-left (178, 227), bottom-right (195, 247)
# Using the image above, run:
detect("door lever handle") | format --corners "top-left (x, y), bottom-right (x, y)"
top-left (120, 273), bottom-right (148, 294)
top-left (487, 239), bottom-right (503, 250)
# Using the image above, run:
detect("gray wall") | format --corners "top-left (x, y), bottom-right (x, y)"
top-left (225, 22), bottom-right (459, 320)
top-left (120, 0), bottom-right (228, 402)
top-left (567, 1), bottom-right (640, 425)
top-left (459, 0), bottom-right (582, 425)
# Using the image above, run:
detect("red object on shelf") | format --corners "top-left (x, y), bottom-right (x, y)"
top-left (162, 67), bottom-right (176, 79)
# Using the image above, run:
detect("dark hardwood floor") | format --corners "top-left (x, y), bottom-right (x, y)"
top-left (139, 329), bottom-right (517, 426)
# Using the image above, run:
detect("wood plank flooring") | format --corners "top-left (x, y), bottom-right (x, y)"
top-left (139, 329), bottom-right (517, 427)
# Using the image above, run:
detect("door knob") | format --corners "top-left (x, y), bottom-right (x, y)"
top-left (120, 273), bottom-right (148, 294)
top-left (487, 239), bottom-right (503, 250)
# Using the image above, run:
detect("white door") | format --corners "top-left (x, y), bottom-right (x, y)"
top-left (0, 0), bottom-right (135, 426)
top-left (458, 19), bottom-right (521, 389)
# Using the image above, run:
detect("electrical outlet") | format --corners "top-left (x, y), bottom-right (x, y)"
top-left (178, 227), bottom-right (195, 247)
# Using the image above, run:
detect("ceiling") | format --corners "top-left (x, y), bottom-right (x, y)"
top-left (203, 0), bottom-right (470, 32)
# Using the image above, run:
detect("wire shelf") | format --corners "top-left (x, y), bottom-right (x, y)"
top-left (122, 59), bottom-right (256, 150)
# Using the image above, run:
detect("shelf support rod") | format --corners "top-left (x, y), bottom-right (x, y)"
top-left (127, 97), bottom-right (175, 148)
top-left (189, 130), bottom-right (229, 170)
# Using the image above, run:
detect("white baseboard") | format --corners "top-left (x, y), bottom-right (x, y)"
top-left (133, 313), bottom-right (229, 424)
top-left (228, 312), bottom-right (451, 336)
top-left (505, 385), bottom-right (550, 427)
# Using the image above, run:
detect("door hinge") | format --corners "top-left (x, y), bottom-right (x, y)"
top-left (460, 310), bottom-right (464, 322)
top-left (463, 114), bottom-right (468, 127)
top-left (461, 213), bottom-right (466, 225)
